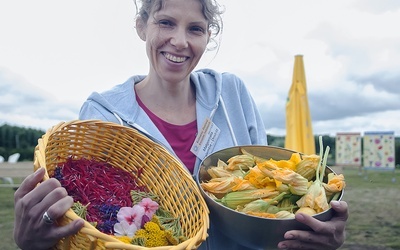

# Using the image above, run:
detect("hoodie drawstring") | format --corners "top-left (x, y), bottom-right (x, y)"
top-left (113, 112), bottom-right (124, 125)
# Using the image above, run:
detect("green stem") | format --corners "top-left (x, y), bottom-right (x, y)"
top-left (320, 146), bottom-right (330, 183)
top-left (316, 136), bottom-right (324, 183)
top-left (329, 191), bottom-right (341, 203)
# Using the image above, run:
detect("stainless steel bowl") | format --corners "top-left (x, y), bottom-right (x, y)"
top-left (196, 145), bottom-right (344, 249)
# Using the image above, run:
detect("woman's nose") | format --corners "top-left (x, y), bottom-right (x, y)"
top-left (170, 29), bottom-right (188, 50)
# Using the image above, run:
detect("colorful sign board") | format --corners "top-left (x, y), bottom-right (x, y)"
top-left (335, 133), bottom-right (362, 167)
top-left (363, 131), bottom-right (395, 170)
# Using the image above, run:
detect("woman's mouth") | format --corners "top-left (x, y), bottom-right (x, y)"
top-left (163, 52), bottom-right (188, 63)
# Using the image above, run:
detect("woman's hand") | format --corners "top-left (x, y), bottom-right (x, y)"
top-left (14, 167), bottom-right (85, 249)
top-left (278, 200), bottom-right (348, 250)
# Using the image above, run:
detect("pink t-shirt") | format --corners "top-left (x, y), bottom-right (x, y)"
top-left (136, 95), bottom-right (197, 173)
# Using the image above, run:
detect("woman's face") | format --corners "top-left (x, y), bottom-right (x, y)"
top-left (138, 0), bottom-right (210, 84)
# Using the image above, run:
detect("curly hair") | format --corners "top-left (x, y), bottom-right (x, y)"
top-left (133, 0), bottom-right (224, 50)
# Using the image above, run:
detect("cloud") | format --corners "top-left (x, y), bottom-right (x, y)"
top-left (0, 68), bottom-right (80, 130)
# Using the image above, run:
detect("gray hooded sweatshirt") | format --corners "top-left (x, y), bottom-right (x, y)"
top-left (79, 68), bottom-right (267, 249)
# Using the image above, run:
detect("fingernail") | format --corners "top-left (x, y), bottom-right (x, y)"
top-left (35, 168), bottom-right (42, 176)
top-left (34, 167), bottom-right (44, 176)
top-left (285, 233), bottom-right (294, 239)
top-left (296, 213), bottom-right (305, 221)
top-left (331, 200), bottom-right (340, 207)
top-left (278, 243), bottom-right (287, 249)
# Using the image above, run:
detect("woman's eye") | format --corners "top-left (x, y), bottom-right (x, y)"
top-left (190, 26), bottom-right (205, 34)
top-left (158, 20), bottom-right (173, 27)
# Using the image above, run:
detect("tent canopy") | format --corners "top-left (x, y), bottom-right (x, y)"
top-left (284, 55), bottom-right (316, 155)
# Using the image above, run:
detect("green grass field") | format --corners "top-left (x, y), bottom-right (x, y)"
top-left (339, 167), bottom-right (400, 250)
top-left (1, 168), bottom-right (399, 250)
top-left (0, 185), bottom-right (19, 250)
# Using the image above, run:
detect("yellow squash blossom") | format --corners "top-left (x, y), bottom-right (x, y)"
top-left (296, 180), bottom-right (329, 213)
top-left (295, 154), bottom-right (320, 180)
top-left (268, 152), bottom-right (301, 171)
top-left (231, 178), bottom-right (257, 191)
top-left (241, 192), bottom-right (287, 213)
top-left (220, 188), bottom-right (279, 209)
top-left (240, 148), bottom-right (269, 163)
top-left (200, 176), bottom-right (237, 194)
top-left (257, 163), bottom-right (309, 195)
top-left (323, 173), bottom-right (346, 198)
top-left (257, 160), bottom-right (279, 171)
top-left (226, 154), bottom-right (255, 171)
top-left (207, 163), bottom-right (233, 178)
top-left (297, 137), bottom-right (330, 213)
top-left (244, 166), bottom-right (276, 189)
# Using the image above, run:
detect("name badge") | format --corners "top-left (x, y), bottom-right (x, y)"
top-left (191, 118), bottom-right (220, 161)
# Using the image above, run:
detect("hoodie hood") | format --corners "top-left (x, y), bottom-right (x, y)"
top-left (80, 68), bottom-right (267, 175)
top-left (84, 69), bottom-right (223, 126)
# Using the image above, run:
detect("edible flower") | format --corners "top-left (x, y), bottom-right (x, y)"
top-left (132, 221), bottom-right (170, 247)
top-left (200, 176), bottom-right (237, 194)
top-left (139, 197), bottom-right (159, 219)
top-left (295, 154), bottom-right (320, 180)
top-left (257, 162), bottom-right (308, 195)
top-left (226, 154), bottom-right (255, 171)
top-left (296, 137), bottom-right (330, 213)
top-left (117, 205), bottom-right (145, 229)
top-left (323, 173), bottom-right (346, 200)
top-left (114, 220), bottom-right (138, 237)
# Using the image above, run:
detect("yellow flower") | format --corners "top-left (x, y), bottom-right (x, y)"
top-left (231, 178), bottom-right (257, 191)
top-left (132, 221), bottom-right (170, 247)
top-left (207, 166), bottom-right (231, 178)
top-left (241, 192), bottom-right (287, 213)
top-left (296, 180), bottom-right (329, 213)
top-left (258, 165), bottom-right (309, 195)
top-left (295, 154), bottom-right (320, 180)
top-left (244, 166), bottom-right (276, 189)
top-left (257, 160), bottom-right (279, 171)
top-left (200, 176), bottom-right (237, 194)
top-left (296, 137), bottom-right (331, 213)
top-left (323, 173), bottom-right (346, 196)
top-left (240, 148), bottom-right (269, 163)
top-left (269, 153), bottom-right (301, 171)
top-left (220, 188), bottom-right (279, 209)
top-left (226, 154), bottom-right (255, 171)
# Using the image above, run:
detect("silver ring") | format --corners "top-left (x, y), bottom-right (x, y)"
top-left (42, 211), bottom-right (54, 225)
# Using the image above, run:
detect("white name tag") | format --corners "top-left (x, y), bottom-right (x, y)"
top-left (191, 118), bottom-right (220, 161)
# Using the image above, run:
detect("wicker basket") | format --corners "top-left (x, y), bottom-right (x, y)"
top-left (33, 120), bottom-right (209, 250)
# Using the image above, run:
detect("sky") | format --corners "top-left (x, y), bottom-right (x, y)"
top-left (1, 0), bottom-right (399, 136)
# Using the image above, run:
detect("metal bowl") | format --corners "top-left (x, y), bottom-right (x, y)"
top-left (196, 145), bottom-right (344, 249)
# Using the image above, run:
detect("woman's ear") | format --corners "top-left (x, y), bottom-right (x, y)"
top-left (136, 18), bottom-right (146, 41)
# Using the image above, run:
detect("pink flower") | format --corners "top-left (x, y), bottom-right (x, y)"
top-left (139, 198), bottom-right (159, 219)
top-left (114, 220), bottom-right (138, 237)
top-left (117, 205), bottom-right (145, 228)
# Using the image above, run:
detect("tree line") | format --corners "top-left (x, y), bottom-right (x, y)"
top-left (0, 124), bottom-right (45, 161)
top-left (0, 124), bottom-right (399, 167)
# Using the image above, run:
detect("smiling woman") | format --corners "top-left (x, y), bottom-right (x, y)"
top-left (13, 0), bottom-right (348, 249)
